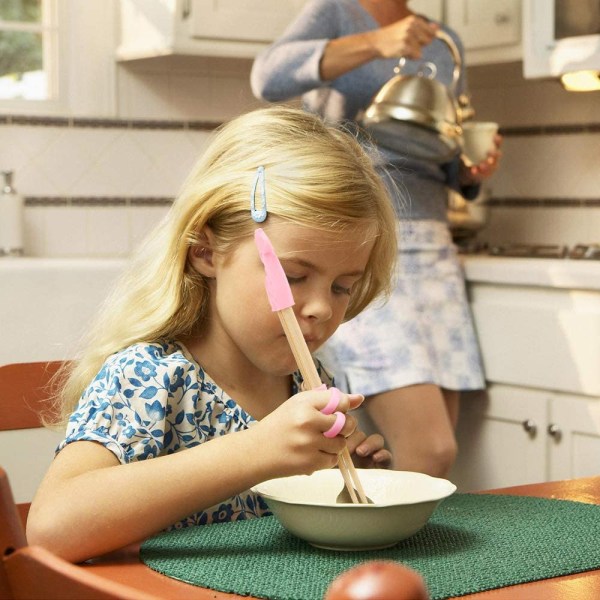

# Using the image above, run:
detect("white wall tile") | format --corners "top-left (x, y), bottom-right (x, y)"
top-left (43, 206), bottom-right (88, 257)
top-left (86, 206), bottom-right (131, 257)
top-left (23, 206), bottom-right (46, 257)
top-left (129, 205), bottom-right (170, 251)
top-left (481, 207), bottom-right (600, 247)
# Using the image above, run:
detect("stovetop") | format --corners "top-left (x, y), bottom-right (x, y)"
top-left (458, 243), bottom-right (600, 260)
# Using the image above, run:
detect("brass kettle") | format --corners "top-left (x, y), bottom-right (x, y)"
top-left (361, 30), bottom-right (474, 163)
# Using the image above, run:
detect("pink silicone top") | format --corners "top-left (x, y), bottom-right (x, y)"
top-left (254, 228), bottom-right (295, 312)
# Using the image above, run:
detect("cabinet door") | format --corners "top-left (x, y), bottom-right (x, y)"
top-left (446, 0), bottom-right (521, 49)
top-left (189, 0), bottom-right (307, 43)
top-left (449, 385), bottom-right (548, 491)
top-left (549, 395), bottom-right (600, 480)
top-left (409, 0), bottom-right (443, 21)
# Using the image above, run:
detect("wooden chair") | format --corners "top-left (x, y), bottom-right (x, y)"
top-left (0, 361), bottom-right (65, 431)
top-left (0, 361), bottom-right (66, 513)
top-left (0, 466), bottom-right (160, 600)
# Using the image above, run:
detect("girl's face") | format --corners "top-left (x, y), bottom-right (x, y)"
top-left (205, 221), bottom-right (375, 378)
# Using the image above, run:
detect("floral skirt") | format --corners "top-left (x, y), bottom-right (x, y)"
top-left (319, 220), bottom-right (485, 395)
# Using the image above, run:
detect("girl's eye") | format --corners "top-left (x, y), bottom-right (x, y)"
top-left (332, 283), bottom-right (353, 296)
top-left (286, 275), bottom-right (305, 285)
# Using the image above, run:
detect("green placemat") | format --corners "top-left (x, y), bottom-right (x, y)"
top-left (141, 493), bottom-right (600, 599)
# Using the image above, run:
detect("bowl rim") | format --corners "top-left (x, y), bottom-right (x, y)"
top-left (251, 469), bottom-right (457, 508)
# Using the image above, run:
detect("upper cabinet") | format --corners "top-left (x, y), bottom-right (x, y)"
top-left (117, 0), bottom-right (522, 65)
top-left (445, 0), bottom-right (522, 65)
top-left (117, 0), bottom-right (307, 61)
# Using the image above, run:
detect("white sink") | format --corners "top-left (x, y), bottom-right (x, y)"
top-left (0, 258), bottom-right (127, 365)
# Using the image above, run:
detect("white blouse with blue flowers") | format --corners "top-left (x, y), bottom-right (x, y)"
top-left (58, 340), bottom-right (332, 529)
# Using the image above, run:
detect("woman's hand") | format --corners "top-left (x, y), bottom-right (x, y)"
top-left (347, 430), bottom-right (392, 469)
top-left (254, 388), bottom-right (364, 477)
top-left (459, 134), bottom-right (503, 185)
top-left (369, 15), bottom-right (438, 60)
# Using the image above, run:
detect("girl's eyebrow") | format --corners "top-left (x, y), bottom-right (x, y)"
top-left (279, 256), bottom-right (365, 278)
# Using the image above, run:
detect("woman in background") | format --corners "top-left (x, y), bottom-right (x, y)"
top-left (251, 0), bottom-right (502, 477)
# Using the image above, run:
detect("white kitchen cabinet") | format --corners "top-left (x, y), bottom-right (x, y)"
top-left (549, 394), bottom-right (600, 481)
top-left (449, 386), bottom-right (547, 491)
top-left (445, 0), bottom-right (522, 65)
top-left (117, 0), bottom-right (307, 61)
top-left (450, 385), bottom-right (600, 492)
top-left (450, 257), bottom-right (600, 492)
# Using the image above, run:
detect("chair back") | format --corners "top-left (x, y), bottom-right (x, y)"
top-left (0, 467), bottom-right (27, 600)
top-left (0, 362), bottom-right (64, 431)
top-left (4, 545), bottom-right (162, 600)
top-left (0, 466), bottom-right (159, 600)
top-left (0, 362), bottom-right (66, 504)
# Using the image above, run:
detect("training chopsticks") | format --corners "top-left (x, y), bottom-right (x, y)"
top-left (254, 228), bottom-right (368, 504)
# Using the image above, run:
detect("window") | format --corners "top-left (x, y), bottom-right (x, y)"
top-left (0, 0), bottom-right (60, 111)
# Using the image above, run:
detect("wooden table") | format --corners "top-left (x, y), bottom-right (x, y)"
top-left (79, 477), bottom-right (600, 599)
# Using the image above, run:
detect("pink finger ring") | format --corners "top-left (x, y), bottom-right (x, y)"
top-left (323, 411), bottom-right (345, 438)
top-left (321, 387), bottom-right (341, 415)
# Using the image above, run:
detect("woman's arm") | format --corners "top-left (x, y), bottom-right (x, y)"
top-left (251, 1), bottom-right (437, 101)
top-left (320, 15), bottom-right (437, 81)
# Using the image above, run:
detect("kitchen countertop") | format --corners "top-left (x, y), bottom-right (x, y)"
top-left (461, 255), bottom-right (600, 291)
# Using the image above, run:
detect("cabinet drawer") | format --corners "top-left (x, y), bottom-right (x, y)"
top-left (470, 286), bottom-right (600, 396)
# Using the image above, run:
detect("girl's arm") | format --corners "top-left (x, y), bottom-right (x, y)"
top-left (27, 390), bottom-right (361, 563)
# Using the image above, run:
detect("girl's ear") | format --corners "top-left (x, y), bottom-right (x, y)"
top-left (188, 227), bottom-right (216, 277)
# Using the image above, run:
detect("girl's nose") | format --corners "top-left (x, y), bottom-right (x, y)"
top-left (298, 290), bottom-right (333, 322)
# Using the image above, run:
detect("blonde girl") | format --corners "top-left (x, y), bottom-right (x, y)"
top-left (27, 106), bottom-right (397, 563)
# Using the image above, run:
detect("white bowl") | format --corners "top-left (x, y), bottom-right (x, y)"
top-left (252, 469), bottom-right (456, 551)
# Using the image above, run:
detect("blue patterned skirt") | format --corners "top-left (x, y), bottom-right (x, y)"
top-left (320, 220), bottom-right (485, 395)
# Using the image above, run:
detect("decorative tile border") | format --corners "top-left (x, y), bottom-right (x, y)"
top-left (2, 114), bottom-right (600, 136)
top-left (25, 196), bottom-right (173, 207)
top-left (486, 197), bottom-right (600, 208)
top-left (499, 123), bottom-right (600, 136)
top-left (24, 196), bottom-right (600, 209)
top-left (0, 114), bottom-right (220, 131)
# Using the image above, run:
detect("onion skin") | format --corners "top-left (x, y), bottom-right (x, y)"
top-left (324, 560), bottom-right (429, 600)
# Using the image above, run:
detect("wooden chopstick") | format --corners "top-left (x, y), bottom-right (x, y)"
top-left (278, 309), bottom-right (369, 504)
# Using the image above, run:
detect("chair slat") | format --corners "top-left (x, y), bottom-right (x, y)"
top-left (0, 362), bottom-right (64, 431)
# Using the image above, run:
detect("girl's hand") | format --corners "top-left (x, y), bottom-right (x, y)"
top-left (254, 388), bottom-right (364, 477)
top-left (347, 430), bottom-right (393, 469)
top-left (370, 15), bottom-right (438, 60)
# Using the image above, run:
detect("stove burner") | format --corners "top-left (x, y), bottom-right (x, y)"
top-left (458, 243), bottom-right (600, 260)
top-left (569, 244), bottom-right (600, 260)
top-left (489, 244), bottom-right (569, 259)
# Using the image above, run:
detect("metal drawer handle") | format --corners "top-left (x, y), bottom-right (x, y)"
top-left (522, 419), bottom-right (537, 435)
top-left (547, 423), bottom-right (562, 440)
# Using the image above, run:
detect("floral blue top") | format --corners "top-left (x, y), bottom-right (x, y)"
top-left (58, 340), bottom-right (333, 529)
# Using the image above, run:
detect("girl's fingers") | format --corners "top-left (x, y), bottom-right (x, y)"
top-left (323, 412), bottom-right (346, 438)
top-left (308, 387), bottom-right (364, 414)
top-left (322, 411), bottom-right (357, 439)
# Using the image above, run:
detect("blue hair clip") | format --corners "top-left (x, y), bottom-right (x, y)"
top-left (250, 165), bottom-right (267, 223)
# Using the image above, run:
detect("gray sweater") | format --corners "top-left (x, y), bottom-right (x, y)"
top-left (251, 0), bottom-right (479, 221)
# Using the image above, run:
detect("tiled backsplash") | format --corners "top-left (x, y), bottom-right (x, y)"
top-left (1, 117), bottom-right (216, 257)
top-left (467, 62), bottom-right (600, 247)
top-left (1, 60), bottom-right (599, 257)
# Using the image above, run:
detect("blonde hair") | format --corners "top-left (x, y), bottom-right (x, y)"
top-left (50, 106), bottom-right (397, 427)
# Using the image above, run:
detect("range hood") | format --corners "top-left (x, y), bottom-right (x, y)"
top-left (523, 0), bottom-right (600, 91)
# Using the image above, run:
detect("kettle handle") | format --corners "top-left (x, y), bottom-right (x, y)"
top-left (435, 29), bottom-right (461, 94)
top-left (435, 29), bottom-right (475, 122)
top-left (393, 29), bottom-right (460, 92)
